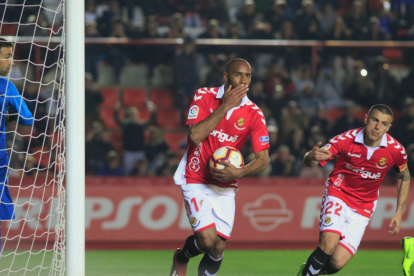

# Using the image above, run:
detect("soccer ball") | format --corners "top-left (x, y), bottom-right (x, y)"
top-left (209, 146), bottom-right (244, 169)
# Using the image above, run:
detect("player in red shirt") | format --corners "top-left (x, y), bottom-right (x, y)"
top-left (170, 58), bottom-right (270, 276)
top-left (297, 104), bottom-right (411, 276)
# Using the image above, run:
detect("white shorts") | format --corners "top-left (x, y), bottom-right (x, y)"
top-left (319, 195), bottom-right (370, 256)
top-left (181, 184), bottom-right (235, 240)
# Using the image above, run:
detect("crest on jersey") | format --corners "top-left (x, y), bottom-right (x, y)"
top-left (379, 158), bottom-right (386, 166)
top-left (322, 144), bottom-right (331, 150)
top-left (324, 217), bottom-right (331, 224)
top-left (190, 216), bottom-right (197, 225)
top-left (237, 118), bottom-right (245, 127)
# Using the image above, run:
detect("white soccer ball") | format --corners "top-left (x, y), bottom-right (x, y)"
top-left (209, 146), bottom-right (244, 169)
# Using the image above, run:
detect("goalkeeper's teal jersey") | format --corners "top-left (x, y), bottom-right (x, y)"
top-left (0, 77), bottom-right (33, 220)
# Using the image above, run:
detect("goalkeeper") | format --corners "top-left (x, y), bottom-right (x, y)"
top-left (0, 38), bottom-right (34, 240)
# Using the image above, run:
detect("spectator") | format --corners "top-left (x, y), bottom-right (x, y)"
top-left (109, 20), bottom-right (128, 38)
top-left (332, 101), bottom-right (364, 135)
top-left (326, 17), bottom-right (352, 40)
top-left (97, 151), bottom-right (124, 176)
top-left (205, 54), bottom-right (227, 87)
top-left (85, 1), bottom-right (97, 24)
top-left (24, 156), bottom-right (38, 177)
top-left (157, 152), bottom-right (179, 176)
top-left (395, 101), bottom-right (414, 148)
top-left (400, 62), bottom-right (414, 102)
top-left (85, 121), bottom-right (114, 174)
top-left (226, 19), bottom-right (244, 39)
top-left (203, 0), bottom-right (229, 25)
top-left (249, 20), bottom-right (274, 39)
top-left (369, 56), bottom-right (398, 107)
top-left (265, 77), bottom-right (292, 120)
top-left (315, 67), bottom-right (343, 110)
top-left (286, 128), bottom-right (307, 160)
top-left (19, 13), bottom-right (49, 37)
top-left (344, 0), bottom-right (368, 40)
top-left (249, 81), bottom-right (267, 106)
top-left (145, 128), bottom-right (171, 175)
top-left (265, 61), bottom-right (295, 95)
top-left (97, 0), bottom-right (123, 37)
top-left (199, 19), bottom-right (224, 39)
top-left (258, 102), bottom-right (278, 129)
top-left (139, 15), bottom-right (161, 38)
top-left (343, 60), bottom-right (375, 105)
top-left (317, 1), bottom-right (337, 37)
top-left (265, 0), bottom-right (294, 32)
top-left (294, 0), bottom-right (322, 40)
top-left (293, 64), bottom-right (314, 96)
top-left (361, 16), bottom-right (387, 41)
top-left (309, 105), bottom-right (332, 137)
top-left (130, 158), bottom-right (149, 176)
top-left (85, 21), bottom-right (101, 37)
top-left (173, 36), bottom-right (200, 111)
top-left (275, 21), bottom-right (300, 68)
top-left (376, 0), bottom-right (393, 40)
top-left (267, 125), bottom-right (280, 156)
top-left (298, 83), bottom-right (320, 116)
top-left (237, 0), bottom-right (257, 31)
top-left (279, 100), bottom-right (308, 139)
top-left (167, 13), bottom-right (187, 38)
top-left (270, 145), bottom-right (295, 176)
top-left (84, 73), bottom-right (103, 122)
top-left (184, 5), bottom-right (202, 27)
top-left (114, 101), bottom-right (156, 176)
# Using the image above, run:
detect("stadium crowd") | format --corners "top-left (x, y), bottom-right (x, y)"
top-left (3, 0), bottom-right (414, 178)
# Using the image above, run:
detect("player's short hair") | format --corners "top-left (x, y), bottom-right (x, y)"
top-left (0, 38), bottom-right (14, 52)
top-left (368, 104), bottom-right (394, 122)
top-left (225, 58), bottom-right (250, 74)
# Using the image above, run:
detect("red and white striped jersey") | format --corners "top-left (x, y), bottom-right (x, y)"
top-left (319, 128), bottom-right (408, 218)
top-left (174, 85), bottom-right (270, 188)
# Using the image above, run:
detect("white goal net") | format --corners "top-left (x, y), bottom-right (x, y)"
top-left (0, 1), bottom-right (66, 275)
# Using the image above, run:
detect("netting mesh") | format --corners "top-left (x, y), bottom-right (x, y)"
top-left (0, 1), bottom-right (65, 275)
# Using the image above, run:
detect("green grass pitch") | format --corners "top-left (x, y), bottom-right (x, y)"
top-left (0, 249), bottom-right (406, 275)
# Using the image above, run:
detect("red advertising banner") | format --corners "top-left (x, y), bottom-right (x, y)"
top-left (5, 177), bottom-right (414, 249)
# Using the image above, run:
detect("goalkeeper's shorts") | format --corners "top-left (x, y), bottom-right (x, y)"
top-left (0, 176), bottom-right (15, 221)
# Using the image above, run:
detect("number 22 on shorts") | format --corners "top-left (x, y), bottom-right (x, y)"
top-left (325, 201), bottom-right (343, 216)
top-left (186, 197), bottom-right (199, 215)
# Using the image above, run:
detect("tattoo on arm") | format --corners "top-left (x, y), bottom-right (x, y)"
top-left (398, 169), bottom-right (411, 182)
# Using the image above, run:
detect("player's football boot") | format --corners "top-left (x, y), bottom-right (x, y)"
top-left (296, 262), bottom-right (306, 276)
top-left (170, 248), bottom-right (187, 276)
top-left (402, 237), bottom-right (414, 276)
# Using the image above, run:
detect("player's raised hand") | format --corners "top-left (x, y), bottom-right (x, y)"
top-left (210, 160), bottom-right (240, 182)
top-left (222, 84), bottom-right (249, 111)
top-left (388, 212), bottom-right (402, 235)
top-left (308, 142), bottom-right (332, 161)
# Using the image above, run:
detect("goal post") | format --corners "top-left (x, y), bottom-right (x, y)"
top-left (66, 0), bottom-right (85, 275)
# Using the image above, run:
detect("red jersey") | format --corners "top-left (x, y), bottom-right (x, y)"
top-left (173, 85), bottom-right (270, 188)
top-left (319, 128), bottom-right (408, 218)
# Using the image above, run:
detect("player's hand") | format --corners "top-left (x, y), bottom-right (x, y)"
top-left (210, 160), bottom-right (241, 182)
top-left (221, 84), bottom-right (249, 111)
top-left (388, 212), bottom-right (402, 235)
top-left (308, 142), bottom-right (332, 161)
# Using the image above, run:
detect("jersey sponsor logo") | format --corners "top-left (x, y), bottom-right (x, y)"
top-left (260, 136), bottom-right (269, 144)
top-left (237, 118), bottom-right (245, 127)
top-left (210, 129), bottom-right (239, 143)
top-left (347, 152), bottom-right (361, 158)
top-left (322, 144), bottom-right (331, 150)
top-left (399, 163), bottom-right (408, 172)
top-left (345, 163), bottom-right (381, 179)
top-left (379, 158), bottom-right (386, 166)
top-left (188, 105), bottom-right (199, 119)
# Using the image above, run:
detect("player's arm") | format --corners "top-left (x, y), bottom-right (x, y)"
top-left (389, 168), bottom-right (411, 236)
top-left (188, 84), bottom-right (248, 145)
top-left (7, 84), bottom-right (33, 125)
top-left (303, 142), bottom-right (332, 167)
top-left (210, 149), bottom-right (268, 182)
